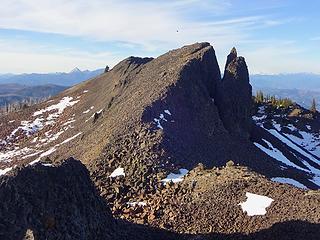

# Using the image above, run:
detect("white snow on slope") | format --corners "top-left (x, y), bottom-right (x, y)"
top-left (29, 147), bottom-right (57, 165)
top-left (254, 140), bottom-right (307, 171)
top-left (271, 177), bottom-right (307, 189)
top-left (0, 147), bottom-right (35, 162)
top-left (85, 109), bottom-right (103, 122)
top-left (264, 128), bottom-right (320, 187)
top-left (154, 118), bottom-right (163, 129)
top-left (268, 129), bottom-right (319, 166)
top-left (164, 110), bottom-right (172, 115)
top-left (154, 109), bottom-right (172, 130)
top-left (161, 169), bottom-right (189, 184)
top-left (62, 119), bottom-right (76, 126)
top-left (42, 163), bottom-right (54, 167)
top-left (311, 176), bottom-right (320, 186)
top-left (109, 167), bottom-right (125, 178)
top-left (252, 115), bottom-right (267, 121)
top-left (59, 132), bottom-right (82, 145)
top-left (33, 97), bottom-right (79, 116)
top-left (28, 132), bottom-right (82, 165)
top-left (0, 166), bottom-right (14, 176)
top-left (239, 192), bottom-right (274, 216)
top-left (8, 97), bottom-right (79, 141)
top-left (83, 106), bottom-right (94, 114)
top-left (10, 118), bottom-right (45, 137)
top-left (127, 201), bottom-right (147, 207)
top-left (284, 131), bottom-right (320, 158)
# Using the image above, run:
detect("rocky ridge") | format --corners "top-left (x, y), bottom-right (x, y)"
top-left (0, 42), bottom-right (320, 239)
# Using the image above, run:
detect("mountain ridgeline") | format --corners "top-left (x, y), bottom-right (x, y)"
top-left (0, 43), bottom-right (319, 239)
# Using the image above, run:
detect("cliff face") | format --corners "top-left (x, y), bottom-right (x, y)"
top-left (0, 159), bottom-right (117, 240)
top-left (215, 48), bottom-right (253, 139)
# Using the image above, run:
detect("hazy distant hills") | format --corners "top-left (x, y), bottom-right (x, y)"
top-left (251, 73), bottom-right (320, 108)
top-left (0, 68), bottom-right (103, 108)
top-left (0, 83), bottom-right (67, 107)
top-left (0, 70), bottom-right (319, 108)
top-left (0, 68), bottom-right (104, 86)
top-left (251, 73), bottom-right (320, 91)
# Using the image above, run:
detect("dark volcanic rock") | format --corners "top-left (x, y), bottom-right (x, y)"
top-left (1, 42), bottom-right (318, 239)
top-left (225, 47), bottom-right (237, 69)
top-left (216, 48), bottom-right (253, 138)
top-left (0, 158), bottom-right (117, 240)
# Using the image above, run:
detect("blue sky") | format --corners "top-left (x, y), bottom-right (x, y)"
top-left (0, 0), bottom-right (319, 74)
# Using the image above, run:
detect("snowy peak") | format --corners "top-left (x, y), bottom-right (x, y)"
top-left (70, 67), bottom-right (81, 73)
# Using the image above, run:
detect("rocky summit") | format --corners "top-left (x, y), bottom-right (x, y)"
top-left (0, 42), bottom-right (319, 239)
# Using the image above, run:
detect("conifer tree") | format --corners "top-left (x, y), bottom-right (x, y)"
top-left (310, 98), bottom-right (317, 113)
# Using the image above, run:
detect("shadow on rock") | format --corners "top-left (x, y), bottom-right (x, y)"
top-left (0, 158), bottom-right (318, 240)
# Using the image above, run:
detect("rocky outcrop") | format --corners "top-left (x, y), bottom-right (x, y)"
top-left (2, 42), bottom-right (319, 239)
top-left (216, 47), bottom-right (253, 138)
top-left (0, 159), bottom-right (117, 240)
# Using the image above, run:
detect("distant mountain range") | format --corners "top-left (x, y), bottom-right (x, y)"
top-left (0, 68), bottom-right (104, 108)
top-left (251, 73), bottom-right (320, 108)
top-left (250, 73), bottom-right (320, 91)
top-left (0, 70), bottom-right (319, 109)
top-left (0, 68), bottom-right (104, 86)
top-left (0, 83), bottom-right (67, 108)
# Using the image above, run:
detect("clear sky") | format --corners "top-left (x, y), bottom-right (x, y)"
top-left (0, 0), bottom-right (319, 74)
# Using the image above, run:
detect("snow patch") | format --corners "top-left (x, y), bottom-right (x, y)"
top-left (33, 96), bottom-right (79, 116)
top-left (154, 118), bottom-right (163, 129)
top-left (268, 129), bottom-right (319, 166)
top-left (109, 167), bottom-right (125, 178)
top-left (58, 132), bottom-right (82, 145)
top-left (10, 118), bottom-right (45, 137)
top-left (161, 169), bottom-right (189, 184)
top-left (164, 110), bottom-right (172, 115)
top-left (28, 132), bottom-right (82, 165)
top-left (0, 166), bottom-right (14, 176)
top-left (29, 147), bottom-right (56, 165)
top-left (127, 201), bottom-right (147, 207)
top-left (62, 119), bottom-right (76, 126)
top-left (154, 109), bottom-right (173, 130)
top-left (42, 163), bottom-right (54, 167)
top-left (85, 109), bottom-right (103, 122)
top-left (239, 192), bottom-right (274, 216)
top-left (254, 140), bottom-right (307, 171)
top-left (311, 176), bottom-right (320, 186)
top-left (252, 115), bottom-right (267, 121)
top-left (0, 147), bottom-right (36, 162)
top-left (7, 97), bottom-right (79, 141)
top-left (284, 131), bottom-right (320, 158)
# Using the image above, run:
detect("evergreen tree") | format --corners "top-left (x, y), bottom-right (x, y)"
top-left (310, 98), bottom-right (317, 113)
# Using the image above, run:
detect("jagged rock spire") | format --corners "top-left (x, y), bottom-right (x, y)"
top-left (225, 47), bottom-right (237, 70)
top-left (215, 47), bottom-right (252, 138)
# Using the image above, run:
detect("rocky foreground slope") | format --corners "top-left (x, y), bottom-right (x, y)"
top-left (0, 42), bottom-right (319, 239)
top-left (1, 159), bottom-right (319, 240)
